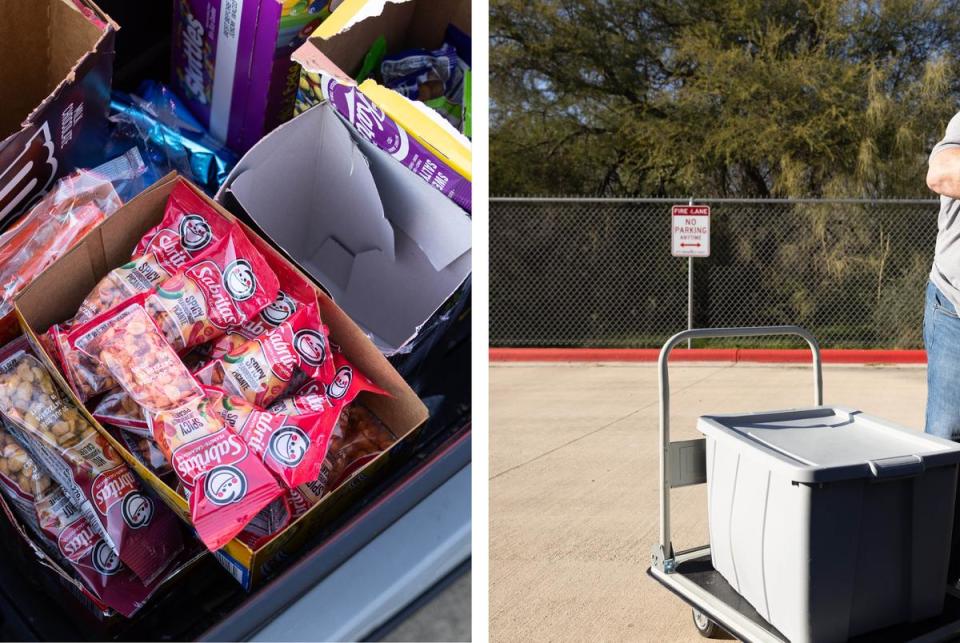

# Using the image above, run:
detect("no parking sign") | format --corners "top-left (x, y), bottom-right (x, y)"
top-left (671, 205), bottom-right (710, 257)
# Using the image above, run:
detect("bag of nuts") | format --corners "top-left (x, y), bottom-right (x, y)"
top-left (318, 403), bottom-right (398, 496)
top-left (212, 387), bottom-right (339, 488)
top-left (33, 479), bottom-right (175, 617)
top-left (196, 304), bottom-right (334, 409)
top-left (0, 339), bottom-right (185, 585)
top-left (205, 253), bottom-right (323, 362)
top-left (132, 179), bottom-right (232, 264)
top-left (0, 423), bottom-right (51, 534)
top-left (152, 391), bottom-right (284, 551)
top-left (143, 224), bottom-right (280, 353)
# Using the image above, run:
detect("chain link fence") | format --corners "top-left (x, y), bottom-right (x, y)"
top-left (490, 197), bottom-right (940, 349)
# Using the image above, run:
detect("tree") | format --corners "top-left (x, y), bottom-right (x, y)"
top-left (491, 0), bottom-right (960, 197)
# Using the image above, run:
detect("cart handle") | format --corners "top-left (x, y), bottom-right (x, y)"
top-left (657, 326), bottom-right (822, 565)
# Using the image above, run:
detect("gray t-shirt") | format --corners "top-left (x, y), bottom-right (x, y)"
top-left (930, 112), bottom-right (960, 308)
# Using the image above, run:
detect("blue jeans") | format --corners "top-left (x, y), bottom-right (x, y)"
top-left (925, 281), bottom-right (960, 441)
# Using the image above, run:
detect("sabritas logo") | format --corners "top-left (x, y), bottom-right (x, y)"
top-left (0, 122), bottom-right (58, 223)
top-left (92, 468), bottom-right (138, 515)
top-left (172, 430), bottom-right (247, 484)
top-left (294, 329), bottom-right (327, 368)
top-left (179, 3), bottom-right (207, 103)
top-left (179, 214), bottom-right (212, 251)
top-left (57, 518), bottom-right (98, 562)
top-left (327, 366), bottom-right (353, 400)
top-left (92, 540), bottom-right (122, 576)
top-left (268, 426), bottom-right (310, 467)
top-left (261, 331), bottom-right (297, 381)
top-left (260, 291), bottom-right (296, 326)
top-left (147, 229), bottom-right (194, 272)
top-left (188, 261), bottom-right (242, 328)
top-left (204, 465), bottom-right (247, 506)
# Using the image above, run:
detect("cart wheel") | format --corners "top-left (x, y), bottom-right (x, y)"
top-left (692, 608), bottom-right (720, 638)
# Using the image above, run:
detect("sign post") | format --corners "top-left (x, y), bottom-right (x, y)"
top-left (671, 202), bottom-right (711, 348)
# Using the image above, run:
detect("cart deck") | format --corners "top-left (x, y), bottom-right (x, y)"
top-left (648, 547), bottom-right (960, 643)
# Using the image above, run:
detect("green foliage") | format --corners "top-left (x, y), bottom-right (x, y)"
top-left (491, 0), bottom-right (960, 197)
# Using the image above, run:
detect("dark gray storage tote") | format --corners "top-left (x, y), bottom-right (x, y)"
top-left (698, 406), bottom-right (960, 643)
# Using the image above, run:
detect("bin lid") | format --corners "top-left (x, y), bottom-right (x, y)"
top-left (697, 406), bottom-right (960, 484)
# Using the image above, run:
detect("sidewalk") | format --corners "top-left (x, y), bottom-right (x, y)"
top-left (490, 361), bottom-right (927, 642)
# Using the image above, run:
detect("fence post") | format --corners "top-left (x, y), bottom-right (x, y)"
top-left (687, 197), bottom-right (694, 350)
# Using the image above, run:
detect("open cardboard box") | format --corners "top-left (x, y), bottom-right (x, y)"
top-left (14, 173), bottom-right (430, 590)
top-left (218, 101), bottom-right (471, 356)
top-left (292, 0), bottom-right (471, 182)
top-left (0, 0), bottom-right (117, 227)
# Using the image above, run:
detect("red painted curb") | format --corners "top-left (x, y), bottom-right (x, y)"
top-left (489, 348), bottom-right (928, 364)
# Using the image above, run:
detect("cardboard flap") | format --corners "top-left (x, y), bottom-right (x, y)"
top-left (221, 103), bottom-right (471, 352)
top-left (345, 113), bottom-right (470, 270)
top-left (227, 104), bottom-right (396, 266)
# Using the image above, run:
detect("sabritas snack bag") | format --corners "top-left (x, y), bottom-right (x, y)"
top-left (133, 179), bottom-right (233, 264)
top-left (73, 182), bottom-right (232, 326)
top-left (144, 225), bottom-right (279, 353)
top-left (75, 303), bottom-right (282, 551)
top-left (0, 339), bottom-right (184, 584)
top-left (212, 387), bottom-right (339, 488)
top-left (198, 304), bottom-right (333, 408)
top-left (206, 252), bottom-right (322, 361)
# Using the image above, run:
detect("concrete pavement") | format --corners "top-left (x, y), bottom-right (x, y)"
top-left (490, 361), bottom-right (928, 642)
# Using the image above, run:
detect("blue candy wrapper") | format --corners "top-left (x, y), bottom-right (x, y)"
top-left (105, 81), bottom-right (238, 196)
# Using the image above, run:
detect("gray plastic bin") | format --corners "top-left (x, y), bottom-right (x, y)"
top-left (698, 406), bottom-right (960, 643)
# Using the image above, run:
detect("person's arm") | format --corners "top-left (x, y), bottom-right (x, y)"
top-left (928, 113), bottom-right (960, 198)
top-left (928, 149), bottom-right (960, 198)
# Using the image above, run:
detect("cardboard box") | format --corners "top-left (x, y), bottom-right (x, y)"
top-left (292, 0), bottom-right (472, 183)
top-left (0, 0), bottom-right (117, 227)
top-left (218, 102), bottom-right (472, 355)
top-left (15, 173), bottom-right (430, 590)
top-left (171, 0), bottom-right (334, 154)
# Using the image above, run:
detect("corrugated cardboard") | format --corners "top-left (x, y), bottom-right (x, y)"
top-left (0, 0), bottom-right (117, 227)
top-left (217, 102), bottom-right (471, 355)
top-left (291, 0), bottom-right (471, 181)
top-left (15, 173), bottom-right (429, 589)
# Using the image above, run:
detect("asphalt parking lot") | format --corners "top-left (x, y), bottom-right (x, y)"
top-left (490, 361), bottom-right (927, 642)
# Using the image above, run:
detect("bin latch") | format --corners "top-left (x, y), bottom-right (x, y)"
top-left (867, 455), bottom-right (924, 480)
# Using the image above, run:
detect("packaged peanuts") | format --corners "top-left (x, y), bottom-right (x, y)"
top-left (132, 179), bottom-right (232, 268)
top-left (0, 424), bottom-right (51, 534)
top-left (236, 481), bottom-right (324, 550)
top-left (206, 252), bottom-right (321, 362)
top-left (0, 339), bottom-right (185, 585)
top-left (197, 305), bottom-right (333, 408)
top-left (143, 224), bottom-right (279, 353)
top-left (151, 392), bottom-right (284, 551)
top-left (0, 156), bottom-right (142, 318)
top-left (319, 404), bottom-right (398, 496)
top-left (93, 389), bottom-right (149, 436)
top-left (213, 387), bottom-right (339, 488)
top-left (73, 302), bottom-right (205, 412)
top-left (111, 428), bottom-right (172, 478)
top-left (33, 480), bottom-right (174, 618)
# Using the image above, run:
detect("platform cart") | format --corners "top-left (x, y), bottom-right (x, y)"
top-left (647, 326), bottom-right (960, 642)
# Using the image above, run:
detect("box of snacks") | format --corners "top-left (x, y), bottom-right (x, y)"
top-left (13, 173), bottom-right (429, 590)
